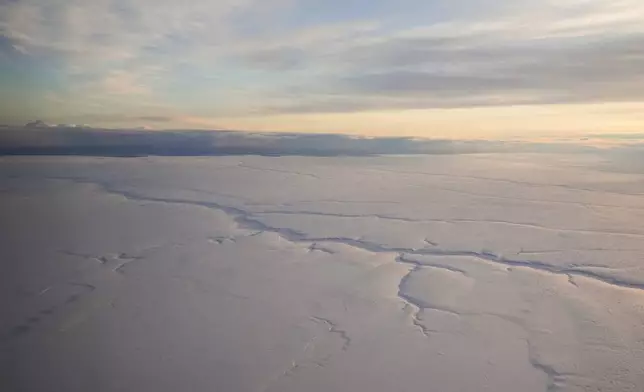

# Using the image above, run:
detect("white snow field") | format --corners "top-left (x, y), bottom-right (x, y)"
top-left (2, 152), bottom-right (644, 392)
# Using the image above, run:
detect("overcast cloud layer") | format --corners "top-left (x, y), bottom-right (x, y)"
top-left (1, 0), bottom-right (644, 132)
top-left (0, 126), bottom-right (591, 157)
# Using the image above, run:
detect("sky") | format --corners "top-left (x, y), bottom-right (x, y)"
top-left (1, 0), bottom-right (643, 138)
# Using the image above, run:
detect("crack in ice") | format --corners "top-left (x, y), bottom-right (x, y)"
top-left (46, 176), bottom-right (644, 294)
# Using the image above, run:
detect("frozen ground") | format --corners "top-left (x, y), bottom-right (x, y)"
top-left (2, 152), bottom-right (644, 391)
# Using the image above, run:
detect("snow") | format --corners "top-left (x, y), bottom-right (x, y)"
top-left (1, 151), bottom-right (644, 391)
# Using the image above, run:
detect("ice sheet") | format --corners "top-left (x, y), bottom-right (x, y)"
top-left (2, 152), bottom-right (644, 391)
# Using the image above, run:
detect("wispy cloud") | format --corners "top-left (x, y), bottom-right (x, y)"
top-left (100, 70), bottom-right (150, 95)
top-left (1, 0), bottom-right (643, 133)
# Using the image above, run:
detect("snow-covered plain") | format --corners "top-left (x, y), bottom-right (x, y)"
top-left (2, 151), bottom-right (644, 391)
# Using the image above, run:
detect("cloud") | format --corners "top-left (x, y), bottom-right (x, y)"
top-left (335, 33), bottom-right (644, 102)
top-left (1, 0), bottom-right (644, 122)
top-left (0, 125), bottom-right (595, 157)
top-left (135, 116), bottom-right (174, 123)
top-left (260, 14), bottom-right (644, 113)
top-left (101, 70), bottom-right (150, 95)
top-left (237, 47), bottom-right (307, 71)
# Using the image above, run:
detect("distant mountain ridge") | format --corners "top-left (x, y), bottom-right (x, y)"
top-left (0, 125), bottom-right (593, 157)
top-left (24, 121), bottom-right (92, 129)
top-left (24, 120), bottom-right (50, 128)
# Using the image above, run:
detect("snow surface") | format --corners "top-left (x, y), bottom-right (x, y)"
top-left (2, 152), bottom-right (644, 391)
